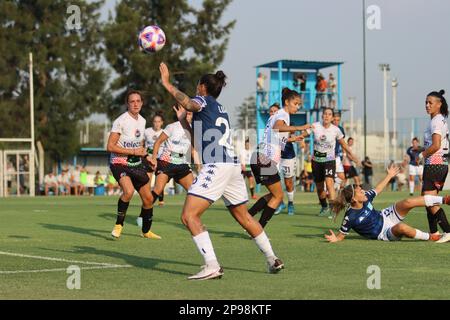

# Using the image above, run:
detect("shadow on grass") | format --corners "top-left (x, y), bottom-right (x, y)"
top-left (40, 245), bottom-right (265, 276)
top-left (39, 223), bottom-right (140, 240)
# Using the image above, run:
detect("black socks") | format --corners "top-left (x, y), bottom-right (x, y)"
top-left (141, 207), bottom-right (154, 233)
top-left (116, 198), bottom-right (130, 226)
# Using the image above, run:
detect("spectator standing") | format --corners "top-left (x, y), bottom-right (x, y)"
top-left (361, 156), bottom-right (373, 187)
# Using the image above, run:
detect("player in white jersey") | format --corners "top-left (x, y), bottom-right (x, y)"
top-left (420, 90), bottom-right (450, 243)
top-left (302, 108), bottom-right (358, 218)
top-left (240, 138), bottom-right (257, 199)
top-left (107, 90), bottom-right (158, 240)
top-left (250, 88), bottom-right (310, 227)
top-left (144, 113), bottom-right (165, 206)
top-left (160, 62), bottom-right (285, 280)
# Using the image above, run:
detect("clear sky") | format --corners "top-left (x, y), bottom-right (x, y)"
top-left (100, 0), bottom-right (450, 129)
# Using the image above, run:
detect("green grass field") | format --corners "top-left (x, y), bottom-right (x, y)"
top-left (0, 191), bottom-right (449, 300)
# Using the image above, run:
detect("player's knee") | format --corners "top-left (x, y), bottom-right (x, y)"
top-left (122, 190), bottom-right (134, 201)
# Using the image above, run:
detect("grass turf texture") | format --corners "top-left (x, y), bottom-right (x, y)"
top-left (0, 191), bottom-right (449, 299)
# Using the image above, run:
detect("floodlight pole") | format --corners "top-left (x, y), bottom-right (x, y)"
top-left (379, 63), bottom-right (390, 167)
top-left (392, 78), bottom-right (398, 161)
top-left (29, 52), bottom-right (35, 197)
top-left (362, 0), bottom-right (367, 158)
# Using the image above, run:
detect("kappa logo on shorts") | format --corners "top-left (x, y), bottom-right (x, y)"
top-left (120, 172), bottom-right (127, 178)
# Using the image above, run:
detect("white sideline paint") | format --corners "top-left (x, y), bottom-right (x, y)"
top-left (0, 250), bottom-right (132, 274)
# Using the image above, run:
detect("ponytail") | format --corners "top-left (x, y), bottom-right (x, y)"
top-left (428, 89), bottom-right (448, 117)
top-left (199, 71), bottom-right (227, 98)
top-left (281, 87), bottom-right (300, 106)
top-left (332, 185), bottom-right (355, 218)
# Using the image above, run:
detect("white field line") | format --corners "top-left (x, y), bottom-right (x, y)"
top-left (0, 265), bottom-right (131, 274)
top-left (0, 250), bottom-right (132, 274)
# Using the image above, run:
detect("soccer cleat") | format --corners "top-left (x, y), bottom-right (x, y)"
top-left (188, 265), bottom-right (224, 280)
top-left (111, 224), bottom-right (123, 239)
top-left (435, 232), bottom-right (450, 243)
top-left (252, 195), bottom-right (258, 200)
top-left (287, 203), bottom-right (295, 216)
top-left (267, 258), bottom-right (284, 274)
top-left (142, 230), bottom-right (162, 239)
top-left (429, 233), bottom-right (441, 242)
top-left (318, 207), bottom-right (330, 217)
top-left (274, 202), bottom-right (286, 215)
top-left (442, 195), bottom-right (450, 205)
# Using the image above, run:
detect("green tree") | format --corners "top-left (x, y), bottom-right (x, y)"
top-left (103, 0), bottom-right (235, 122)
top-left (0, 0), bottom-right (108, 167)
top-left (236, 95), bottom-right (256, 130)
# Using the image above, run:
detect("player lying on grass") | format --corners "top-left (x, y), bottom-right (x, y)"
top-left (325, 165), bottom-right (450, 243)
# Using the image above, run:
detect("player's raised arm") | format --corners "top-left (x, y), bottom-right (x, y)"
top-left (374, 165), bottom-right (400, 195)
top-left (338, 138), bottom-right (360, 166)
top-left (159, 63), bottom-right (202, 112)
top-left (150, 132), bottom-right (169, 166)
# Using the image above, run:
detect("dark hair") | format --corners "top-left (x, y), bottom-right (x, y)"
top-left (282, 87), bottom-right (301, 106)
top-left (333, 110), bottom-right (342, 117)
top-left (347, 137), bottom-right (353, 143)
top-left (125, 89), bottom-right (144, 104)
top-left (322, 107), bottom-right (334, 115)
top-left (412, 137), bottom-right (419, 142)
top-left (199, 71), bottom-right (227, 98)
top-left (153, 112), bottom-right (164, 123)
top-left (427, 89), bottom-right (448, 117)
top-left (269, 102), bottom-right (280, 110)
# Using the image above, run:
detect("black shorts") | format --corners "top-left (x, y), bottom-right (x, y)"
top-left (422, 164), bottom-right (448, 192)
top-left (250, 152), bottom-right (280, 186)
top-left (344, 165), bottom-right (358, 179)
top-left (110, 163), bottom-right (150, 191)
top-left (312, 160), bottom-right (336, 183)
top-left (156, 159), bottom-right (192, 183)
top-left (242, 170), bottom-right (253, 178)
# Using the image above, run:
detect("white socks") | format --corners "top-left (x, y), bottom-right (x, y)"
top-left (409, 181), bottom-right (414, 194)
top-left (192, 231), bottom-right (219, 267)
top-left (424, 195), bottom-right (443, 207)
top-left (334, 177), bottom-right (342, 191)
top-left (414, 229), bottom-right (430, 241)
top-left (253, 231), bottom-right (276, 261)
top-left (287, 191), bottom-right (294, 203)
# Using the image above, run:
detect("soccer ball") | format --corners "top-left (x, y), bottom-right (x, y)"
top-left (138, 25), bottom-right (166, 53)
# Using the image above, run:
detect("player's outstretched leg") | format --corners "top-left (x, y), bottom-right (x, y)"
top-left (229, 204), bottom-right (284, 273)
top-left (392, 194), bottom-right (450, 242)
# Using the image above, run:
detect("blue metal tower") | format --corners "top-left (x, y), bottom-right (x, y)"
top-left (255, 59), bottom-right (344, 146)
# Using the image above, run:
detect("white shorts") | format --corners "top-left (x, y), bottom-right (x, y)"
top-left (188, 163), bottom-right (248, 207)
top-left (409, 165), bottom-right (423, 176)
top-left (335, 157), bottom-right (344, 173)
top-left (377, 205), bottom-right (404, 241)
top-left (280, 158), bottom-right (296, 179)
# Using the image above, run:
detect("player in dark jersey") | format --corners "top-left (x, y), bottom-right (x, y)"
top-left (107, 90), bottom-right (156, 240)
top-left (406, 137), bottom-right (424, 196)
top-left (160, 62), bottom-right (284, 280)
top-left (325, 165), bottom-right (449, 242)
